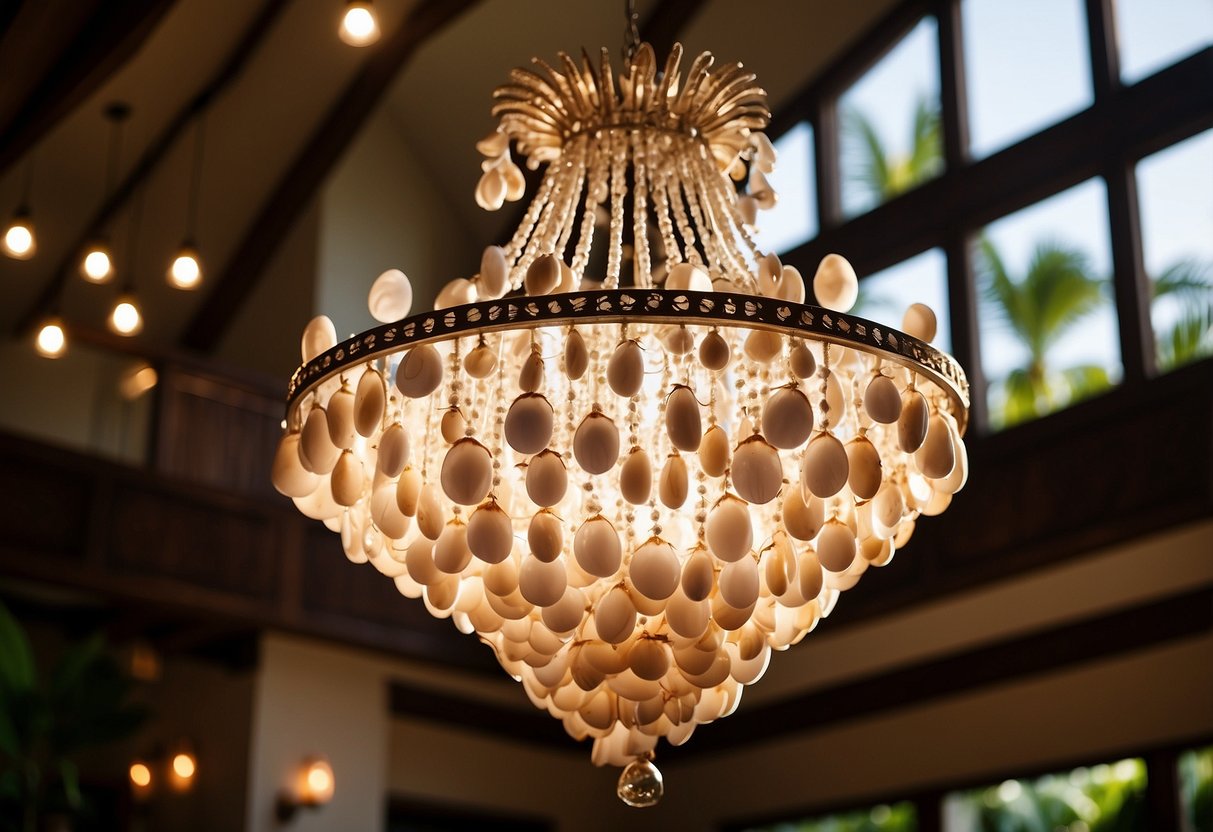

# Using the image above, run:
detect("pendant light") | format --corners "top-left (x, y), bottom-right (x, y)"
top-left (109, 186), bottom-right (144, 337)
top-left (81, 103), bottom-right (130, 284)
top-left (167, 112), bottom-right (206, 290)
top-left (2, 160), bottom-right (36, 260)
top-left (339, 1), bottom-right (380, 46)
top-left (34, 316), bottom-right (67, 359)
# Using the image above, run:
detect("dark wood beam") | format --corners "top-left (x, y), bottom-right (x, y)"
top-left (13, 0), bottom-right (292, 338)
top-left (638, 0), bottom-right (709, 61)
top-left (0, 0), bottom-right (176, 178)
top-left (389, 680), bottom-right (576, 752)
top-left (180, 0), bottom-right (483, 353)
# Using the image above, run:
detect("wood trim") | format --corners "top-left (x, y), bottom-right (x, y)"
top-left (385, 794), bottom-right (555, 832)
top-left (638, 0), bottom-right (709, 62)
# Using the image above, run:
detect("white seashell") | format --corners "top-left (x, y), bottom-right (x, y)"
top-left (846, 436), bottom-right (883, 501)
top-left (898, 389), bottom-right (929, 452)
top-left (789, 341), bottom-right (816, 378)
top-left (464, 343), bottom-right (497, 379)
top-left (483, 555), bottom-right (519, 596)
top-left (629, 639), bottom-right (670, 682)
top-left (519, 555), bottom-right (567, 607)
top-left (681, 548), bottom-right (715, 601)
top-left (731, 436), bottom-right (783, 505)
top-left (698, 425), bottom-right (730, 477)
top-left (573, 411), bottom-right (620, 475)
top-left (705, 495), bottom-right (753, 562)
top-left (872, 482), bottom-right (906, 538)
top-left (719, 557), bottom-right (759, 609)
top-left (502, 157), bottom-right (526, 202)
top-left (440, 407), bottom-right (466, 444)
top-left (525, 449), bottom-right (567, 507)
top-left (665, 385), bottom-right (702, 452)
top-left (817, 520), bottom-right (857, 572)
top-left (902, 302), bottom-right (937, 343)
top-left (405, 536), bottom-right (442, 586)
top-left (395, 466), bottom-right (422, 516)
top-left (467, 502), bottom-right (514, 564)
top-left (802, 432), bottom-right (849, 498)
top-left (595, 587), bottom-right (637, 644)
top-left (434, 277), bottom-right (477, 310)
top-left (774, 265), bottom-right (806, 303)
top-left (698, 330), bottom-right (730, 371)
top-left (629, 539), bottom-right (680, 601)
top-left (368, 269), bottom-right (413, 322)
top-left (504, 393), bottom-right (554, 455)
top-left (564, 328), bottom-right (589, 379)
top-left (661, 325), bottom-right (694, 355)
top-left (619, 447), bottom-right (653, 505)
top-left (711, 592), bottom-right (754, 631)
top-left (743, 329), bottom-right (782, 363)
top-left (659, 453), bottom-right (689, 509)
top-left (476, 130), bottom-right (509, 157)
top-left (354, 368), bottom-right (385, 437)
top-left (916, 414), bottom-right (956, 479)
top-left (738, 194), bottom-right (759, 225)
top-left (556, 260), bottom-right (577, 293)
top-left (439, 438), bottom-right (493, 506)
top-left (665, 262), bottom-right (712, 292)
top-left (416, 484), bottom-right (445, 540)
top-left (480, 245), bottom-right (509, 298)
top-left (812, 253), bottom-right (859, 312)
top-left (300, 407), bottom-right (340, 474)
top-left (272, 433), bottom-right (318, 498)
top-left (782, 486), bottom-right (824, 541)
top-left (749, 168), bottom-right (777, 210)
top-left (543, 586), bottom-right (587, 634)
top-left (762, 386), bottom-right (814, 449)
top-left (396, 345), bottom-right (444, 398)
top-left (764, 534), bottom-right (794, 597)
top-left (518, 349), bottom-right (545, 392)
top-left (331, 451), bottom-right (364, 506)
top-left (752, 132), bottom-right (776, 171)
top-left (607, 340), bottom-right (644, 398)
top-left (525, 254), bottom-right (561, 295)
top-left (666, 589), bottom-right (710, 639)
top-left (758, 253), bottom-right (782, 294)
top-left (574, 515), bottom-right (622, 578)
top-left (937, 416), bottom-right (969, 494)
top-left (301, 315), bottom-right (337, 363)
top-left (370, 476), bottom-right (408, 539)
top-left (475, 168), bottom-right (507, 211)
top-left (433, 521), bottom-right (472, 574)
top-left (528, 510), bottom-right (563, 562)
top-left (864, 374), bottom-right (902, 423)
top-left (797, 548), bottom-right (823, 601)
top-left (326, 386), bottom-right (356, 450)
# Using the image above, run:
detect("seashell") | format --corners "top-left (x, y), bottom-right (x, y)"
top-left (752, 131), bottom-right (776, 171)
top-left (272, 432), bottom-right (318, 498)
top-left (629, 639), bottom-right (670, 682)
top-left (764, 534), bottom-right (794, 597)
top-left (573, 411), bottom-right (620, 475)
top-left (564, 328), bottom-right (589, 380)
top-left (619, 447), bottom-right (653, 505)
top-left (396, 344), bottom-right (444, 398)
top-left (301, 315), bottom-right (337, 364)
top-left (812, 253), bottom-right (859, 312)
top-left (395, 466), bottom-right (422, 516)
top-left (629, 539), bottom-right (680, 601)
top-left (749, 168), bottom-right (777, 210)
top-left (916, 414), bottom-right (956, 479)
top-left (595, 587), bottom-right (637, 644)
top-left (607, 340), bottom-right (645, 398)
top-left (433, 521), bottom-right (472, 574)
top-left (519, 555), bottom-right (567, 607)
top-left (871, 482), bottom-right (906, 538)
top-left (554, 260), bottom-right (576, 294)
top-left (300, 407), bottom-right (340, 474)
top-left (698, 425), bottom-right (730, 477)
top-left (483, 555), bottom-right (519, 596)
top-left (480, 245), bottom-right (509, 298)
top-left (898, 389), bottom-right (929, 453)
top-left (528, 510), bottom-right (564, 562)
top-left (476, 130), bottom-right (508, 157)
top-left (797, 548), bottom-right (823, 601)
top-left (543, 586), bottom-right (587, 634)
top-left (370, 477), bottom-right (408, 539)
top-left (758, 253), bottom-right (782, 294)
top-left (782, 485), bottom-right (825, 541)
top-left (517, 349), bottom-right (545, 393)
top-left (526, 449), bottom-right (567, 507)
top-left (434, 277), bottom-right (477, 309)
top-left (719, 557), bottom-right (759, 609)
top-left (731, 436), bottom-right (783, 505)
top-left (501, 158), bottom-right (526, 202)
top-left (464, 342), bottom-right (498, 378)
top-left (416, 483), bottom-right (445, 540)
top-left (475, 168), bottom-right (506, 211)
top-left (698, 330), bottom-right (731, 371)
top-left (331, 451), bottom-right (364, 506)
top-left (705, 495), bottom-right (753, 562)
top-left (504, 393), bottom-right (554, 455)
top-left (711, 592), bottom-right (754, 631)
top-left (938, 416), bottom-right (969, 495)
top-left (902, 302), bottom-right (937, 343)
top-left (326, 386), bottom-right (356, 450)
top-left (467, 502), bottom-right (514, 564)
top-left (580, 689), bottom-right (614, 730)
top-left (789, 341), bottom-right (816, 378)
top-left (405, 536), bottom-right (442, 586)
top-left (802, 432), bottom-right (849, 498)
top-left (743, 329), bottom-right (783, 363)
top-left (525, 254), bottom-right (561, 295)
top-left (440, 407), bottom-right (466, 444)
top-left (665, 262), bottom-right (712, 292)
top-left (661, 325), bottom-right (695, 355)
top-left (368, 269), bottom-right (413, 322)
top-left (354, 368), bottom-right (385, 437)
top-left (821, 369), bottom-right (847, 427)
top-left (738, 194), bottom-right (759, 225)
top-left (665, 385), bottom-right (703, 452)
top-left (439, 438), bottom-right (493, 506)
top-left (762, 386), bottom-right (814, 449)
top-left (864, 374), bottom-right (902, 423)
top-left (846, 436), bottom-right (883, 501)
top-left (666, 589), bottom-right (710, 639)
top-left (774, 265), bottom-right (806, 303)
top-left (659, 453), bottom-right (689, 509)
top-left (817, 520), bottom-right (857, 572)
top-left (574, 515), bottom-right (622, 578)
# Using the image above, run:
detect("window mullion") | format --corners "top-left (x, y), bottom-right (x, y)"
top-left (1105, 161), bottom-right (1155, 383)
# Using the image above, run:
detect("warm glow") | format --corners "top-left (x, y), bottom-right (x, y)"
top-left (339, 2), bottom-right (380, 46)
top-left (82, 246), bottom-right (114, 282)
top-left (109, 296), bottom-right (143, 336)
top-left (172, 752), bottom-right (196, 780)
top-left (3, 220), bottom-right (34, 259)
top-left (129, 762), bottom-right (152, 788)
top-left (168, 248), bottom-right (202, 289)
top-left (301, 758), bottom-right (335, 805)
top-left (35, 320), bottom-right (67, 358)
top-left (120, 363), bottom-right (159, 400)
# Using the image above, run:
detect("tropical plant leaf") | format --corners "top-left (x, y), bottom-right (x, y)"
top-left (1157, 304), bottom-right (1213, 370)
top-left (1152, 258), bottom-right (1213, 301)
top-left (0, 602), bottom-right (35, 696)
top-left (1061, 364), bottom-right (1112, 403)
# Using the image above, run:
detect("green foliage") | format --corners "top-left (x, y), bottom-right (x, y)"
top-left (843, 95), bottom-right (942, 208)
top-left (1151, 259), bottom-right (1213, 371)
top-left (0, 601), bottom-right (148, 832)
top-left (1178, 746), bottom-right (1212, 832)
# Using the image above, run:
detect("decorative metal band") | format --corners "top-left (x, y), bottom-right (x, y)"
top-left (287, 289), bottom-right (970, 429)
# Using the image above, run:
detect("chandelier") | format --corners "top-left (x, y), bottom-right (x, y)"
top-left (273, 36), bottom-right (968, 807)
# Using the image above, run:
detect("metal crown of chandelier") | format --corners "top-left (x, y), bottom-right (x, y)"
top-left (272, 37), bottom-right (969, 807)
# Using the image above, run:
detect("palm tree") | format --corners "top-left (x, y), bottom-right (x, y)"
top-left (977, 237), bottom-right (1112, 428)
top-left (1150, 258), bottom-right (1213, 371)
top-left (842, 94), bottom-right (942, 209)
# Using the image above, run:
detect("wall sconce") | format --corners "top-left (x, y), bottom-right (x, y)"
top-left (168, 743), bottom-right (198, 794)
top-left (129, 759), bottom-right (154, 801)
top-left (275, 757), bottom-right (335, 823)
top-left (128, 740), bottom-right (197, 800)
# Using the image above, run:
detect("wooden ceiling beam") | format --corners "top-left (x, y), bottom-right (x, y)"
top-left (180, 0), bottom-right (483, 353)
top-left (638, 0), bottom-right (709, 59)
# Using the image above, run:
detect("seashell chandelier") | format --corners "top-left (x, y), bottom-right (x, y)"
top-left (273, 36), bottom-right (969, 807)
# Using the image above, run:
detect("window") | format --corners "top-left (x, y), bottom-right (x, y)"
top-left (962, 0), bottom-right (1093, 158)
top-left (853, 249), bottom-right (951, 353)
top-left (1135, 129), bottom-right (1213, 373)
top-left (1178, 746), bottom-right (1212, 832)
top-left (839, 17), bottom-right (943, 218)
top-left (755, 121), bottom-right (817, 255)
top-left (1115, 0), bottom-right (1213, 84)
top-left (974, 180), bottom-right (1121, 430)
top-left (742, 801), bottom-right (917, 832)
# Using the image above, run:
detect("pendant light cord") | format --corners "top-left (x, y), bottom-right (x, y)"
top-left (124, 185), bottom-right (144, 293)
top-left (104, 109), bottom-right (127, 200)
top-left (186, 111), bottom-right (207, 241)
top-left (18, 156), bottom-right (34, 211)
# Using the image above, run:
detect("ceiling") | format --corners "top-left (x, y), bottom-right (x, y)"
top-left (0, 0), bottom-right (897, 379)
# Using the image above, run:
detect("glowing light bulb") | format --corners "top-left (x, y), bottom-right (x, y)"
top-left (3, 214), bottom-right (35, 259)
top-left (300, 758), bottom-right (335, 805)
top-left (119, 362), bottom-right (158, 399)
top-left (109, 295), bottom-right (143, 336)
top-left (339, 2), bottom-right (380, 46)
top-left (35, 319), bottom-right (67, 358)
top-left (81, 245), bottom-right (114, 282)
top-left (172, 752), bottom-right (196, 780)
top-left (168, 245), bottom-right (202, 289)
top-left (129, 762), bottom-right (152, 789)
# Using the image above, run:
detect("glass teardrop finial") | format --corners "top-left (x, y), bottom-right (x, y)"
top-left (616, 757), bottom-right (663, 807)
